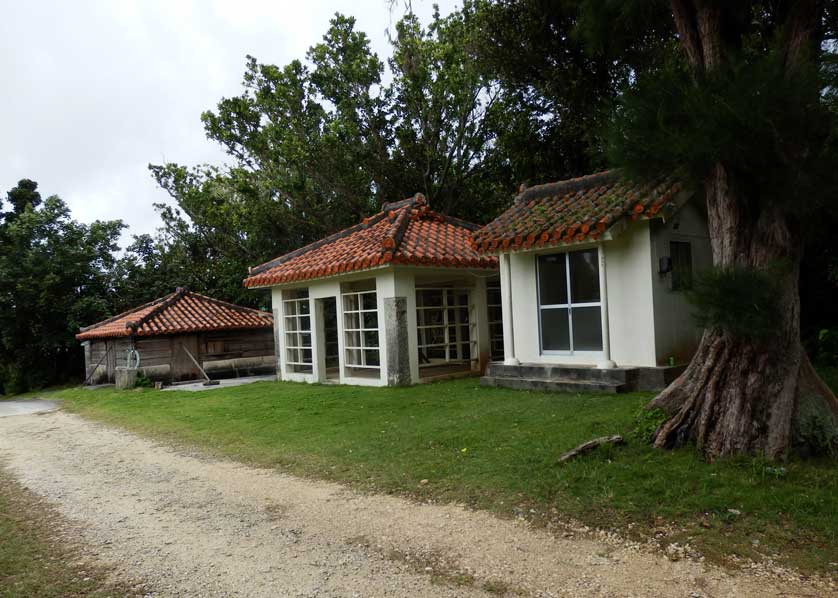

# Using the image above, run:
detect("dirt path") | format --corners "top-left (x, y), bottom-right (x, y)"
top-left (0, 411), bottom-right (829, 597)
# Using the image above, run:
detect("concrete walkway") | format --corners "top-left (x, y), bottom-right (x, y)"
top-left (0, 399), bottom-right (60, 417)
top-left (162, 374), bottom-right (276, 392)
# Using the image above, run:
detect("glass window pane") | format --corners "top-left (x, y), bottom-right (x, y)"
top-left (344, 312), bottom-right (360, 330)
top-left (300, 333), bottom-right (311, 347)
top-left (569, 249), bottom-right (600, 303)
top-left (420, 290), bottom-right (442, 307)
top-left (285, 317), bottom-right (297, 332)
top-left (427, 346), bottom-right (445, 360)
top-left (363, 330), bottom-right (378, 348)
top-left (670, 241), bottom-right (693, 291)
top-left (299, 316), bottom-right (311, 332)
top-left (364, 350), bottom-right (380, 366)
top-left (538, 254), bottom-right (568, 305)
top-left (301, 349), bottom-right (312, 363)
top-left (425, 327), bottom-right (445, 345)
top-left (572, 306), bottom-right (603, 351)
top-left (540, 308), bottom-right (570, 351)
top-left (344, 294), bottom-right (359, 311)
top-left (362, 311), bottom-right (378, 329)
top-left (346, 348), bottom-right (361, 366)
top-left (362, 293), bottom-right (377, 310)
top-left (345, 330), bottom-right (361, 348)
top-left (299, 300), bottom-right (310, 315)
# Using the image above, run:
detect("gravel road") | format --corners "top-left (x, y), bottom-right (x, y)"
top-left (0, 410), bottom-right (830, 597)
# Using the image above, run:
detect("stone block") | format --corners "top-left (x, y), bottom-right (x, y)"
top-left (115, 367), bottom-right (138, 390)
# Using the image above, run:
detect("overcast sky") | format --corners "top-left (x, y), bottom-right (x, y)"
top-left (1, 0), bottom-right (459, 244)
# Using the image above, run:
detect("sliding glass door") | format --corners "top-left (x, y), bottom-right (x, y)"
top-left (537, 248), bottom-right (603, 354)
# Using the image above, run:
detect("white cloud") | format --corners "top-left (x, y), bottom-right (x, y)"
top-left (0, 0), bottom-right (458, 243)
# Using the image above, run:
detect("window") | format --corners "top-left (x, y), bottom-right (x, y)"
top-left (486, 277), bottom-right (504, 362)
top-left (416, 288), bottom-right (476, 366)
top-left (342, 282), bottom-right (380, 377)
top-left (283, 289), bottom-right (312, 374)
top-left (670, 241), bottom-right (693, 291)
top-left (537, 249), bottom-right (603, 353)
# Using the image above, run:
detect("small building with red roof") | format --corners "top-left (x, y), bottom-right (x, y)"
top-left (77, 288), bottom-right (274, 384)
top-left (472, 170), bottom-right (712, 391)
top-left (244, 194), bottom-right (502, 386)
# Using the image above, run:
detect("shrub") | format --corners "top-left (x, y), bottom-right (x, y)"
top-left (134, 373), bottom-right (153, 389)
top-left (794, 392), bottom-right (838, 457)
top-left (815, 328), bottom-right (838, 366)
top-left (687, 266), bottom-right (781, 340)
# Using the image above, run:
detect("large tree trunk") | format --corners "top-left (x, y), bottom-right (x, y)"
top-left (649, 1), bottom-right (838, 460)
top-left (647, 163), bottom-right (837, 459)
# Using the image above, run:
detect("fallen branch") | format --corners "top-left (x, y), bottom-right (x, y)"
top-left (558, 435), bottom-right (625, 464)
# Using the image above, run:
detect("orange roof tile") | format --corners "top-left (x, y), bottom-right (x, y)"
top-left (244, 195), bottom-right (497, 288)
top-left (76, 288), bottom-right (272, 340)
top-left (472, 171), bottom-right (685, 253)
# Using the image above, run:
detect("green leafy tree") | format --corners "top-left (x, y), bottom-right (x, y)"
top-left (468, 0), bottom-right (674, 186)
top-left (147, 11), bottom-right (523, 288)
top-left (388, 7), bottom-right (507, 217)
top-left (0, 180), bottom-right (123, 393)
top-left (579, 0), bottom-right (838, 459)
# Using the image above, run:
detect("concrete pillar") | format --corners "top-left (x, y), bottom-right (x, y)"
top-left (471, 276), bottom-right (491, 373)
top-left (383, 296), bottom-right (411, 386)
top-left (500, 253), bottom-right (519, 365)
top-left (308, 296), bottom-right (321, 382)
top-left (392, 270), bottom-right (419, 384)
top-left (313, 299), bottom-right (328, 382)
top-left (597, 243), bottom-right (617, 369)
top-left (272, 286), bottom-right (285, 381)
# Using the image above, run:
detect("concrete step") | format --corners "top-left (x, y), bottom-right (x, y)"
top-left (485, 362), bottom-right (638, 385)
top-left (480, 376), bottom-right (626, 394)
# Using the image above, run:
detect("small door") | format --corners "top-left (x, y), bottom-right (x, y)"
top-left (171, 335), bottom-right (201, 382)
top-left (106, 340), bottom-right (117, 382)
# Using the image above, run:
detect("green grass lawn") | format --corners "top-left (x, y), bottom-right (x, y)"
top-left (42, 375), bottom-right (838, 577)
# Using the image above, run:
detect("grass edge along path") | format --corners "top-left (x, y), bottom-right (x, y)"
top-left (46, 375), bottom-right (838, 579)
top-left (0, 464), bottom-right (143, 598)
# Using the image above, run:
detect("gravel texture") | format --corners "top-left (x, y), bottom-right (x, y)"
top-left (0, 410), bottom-right (831, 597)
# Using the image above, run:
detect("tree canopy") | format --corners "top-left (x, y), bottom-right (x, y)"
top-left (0, 180), bottom-right (123, 394)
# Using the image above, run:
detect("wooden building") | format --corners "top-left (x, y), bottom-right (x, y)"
top-left (77, 288), bottom-right (275, 384)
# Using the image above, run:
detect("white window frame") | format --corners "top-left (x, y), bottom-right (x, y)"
top-left (415, 287), bottom-right (476, 367)
top-left (536, 250), bottom-right (603, 356)
top-left (283, 291), bottom-right (313, 373)
top-left (486, 277), bottom-right (505, 362)
top-left (341, 289), bottom-right (380, 372)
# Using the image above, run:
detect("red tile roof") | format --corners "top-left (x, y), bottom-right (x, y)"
top-left (76, 288), bottom-right (273, 340)
top-left (244, 195), bottom-right (498, 288)
top-left (471, 171), bottom-right (685, 253)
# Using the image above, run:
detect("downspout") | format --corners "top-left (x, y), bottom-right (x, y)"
top-left (597, 243), bottom-right (617, 369)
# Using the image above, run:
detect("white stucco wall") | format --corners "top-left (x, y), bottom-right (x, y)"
top-left (497, 201), bottom-right (712, 368)
top-left (496, 221), bottom-right (669, 368)
top-left (604, 221), bottom-right (658, 367)
top-left (649, 198), bottom-right (712, 364)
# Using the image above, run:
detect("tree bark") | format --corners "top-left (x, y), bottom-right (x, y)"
top-left (650, 164), bottom-right (793, 458)
top-left (649, 1), bottom-right (838, 460)
top-left (648, 164), bottom-right (837, 460)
